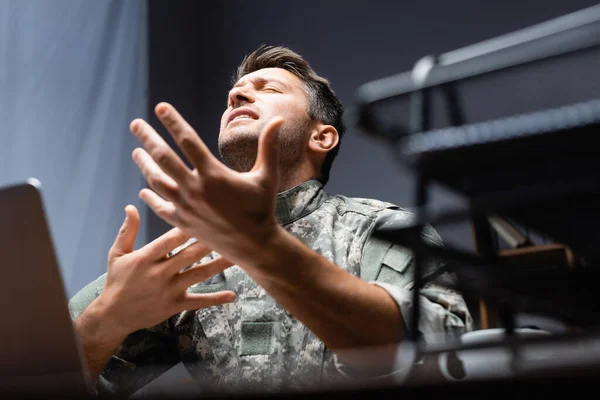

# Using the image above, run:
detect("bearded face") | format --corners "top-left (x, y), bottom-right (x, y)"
top-left (218, 113), bottom-right (310, 173)
top-left (218, 68), bottom-right (313, 173)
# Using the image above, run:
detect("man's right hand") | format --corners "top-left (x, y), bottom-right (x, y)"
top-left (97, 204), bottom-right (235, 336)
top-left (74, 204), bottom-right (235, 381)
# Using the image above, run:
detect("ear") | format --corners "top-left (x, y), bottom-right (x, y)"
top-left (307, 124), bottom-right (339, 155)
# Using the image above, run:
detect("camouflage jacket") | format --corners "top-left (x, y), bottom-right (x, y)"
top-left (69, 179), bottom-right (473, 396)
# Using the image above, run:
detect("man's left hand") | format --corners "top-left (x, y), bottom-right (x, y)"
top-left (129, 102), bottom-right (285, 268)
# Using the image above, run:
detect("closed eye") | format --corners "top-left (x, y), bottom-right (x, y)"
top-left (263, 87), bottom-right (281, 93)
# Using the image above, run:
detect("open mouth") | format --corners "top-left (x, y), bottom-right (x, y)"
top-left (230, 115), bottom-right (255, 123)
top-left (227, 108), bottom-right (259, 125)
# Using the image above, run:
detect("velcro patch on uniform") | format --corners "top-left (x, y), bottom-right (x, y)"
top-left (187, 281), bottom-right (227, 294)
top-left (382, 245), bottom-right (411, 274)
top-left (240, 321), bottom-right (273, 356)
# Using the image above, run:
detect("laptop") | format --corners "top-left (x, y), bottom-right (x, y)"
top-left (0, 179), bottom-right (92, 397)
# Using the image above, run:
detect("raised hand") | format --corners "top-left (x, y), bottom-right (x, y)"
top-left (129, 102), bottom-right (285, 270)
top-left (96, 204), bottom-right (236, 336)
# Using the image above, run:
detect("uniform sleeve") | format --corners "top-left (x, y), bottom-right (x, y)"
top-left (334, 207), bottom-right (473, 381)
top-left (363, 207), bottom-right (473, 340)
top-left (68, 274), bottom-right (181, 397)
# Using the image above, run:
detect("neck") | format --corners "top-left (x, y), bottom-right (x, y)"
top-left (277, 167), bottom-right (318, 193)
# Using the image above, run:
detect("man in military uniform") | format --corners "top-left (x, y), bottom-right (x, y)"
top-left (69, 45), bottom-right (473, 397)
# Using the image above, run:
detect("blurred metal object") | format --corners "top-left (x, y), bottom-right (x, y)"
top-left (353, 7), bottom-right (600, 383)
top-left (401, 327), bottom-right (600, 386)
top-left (436, 328), bottom-right (551, 382)
top-left (354, 4), bottom-right (600, 137)
top-left (342, 328), bottom-right (600, 387)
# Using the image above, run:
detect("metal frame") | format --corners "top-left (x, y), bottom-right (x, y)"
top-left (355, 3), bottom-right (600, 136)
top-left (353, 2), bottom-right (600, 365)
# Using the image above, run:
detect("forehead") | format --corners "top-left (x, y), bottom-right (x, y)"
top-left (233, 67), bottom-right (305, 90)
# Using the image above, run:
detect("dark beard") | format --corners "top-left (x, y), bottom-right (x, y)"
top-left (218, 135), bottom-right (258, 172)
top-left (218, 119), bottom-right (310, 174)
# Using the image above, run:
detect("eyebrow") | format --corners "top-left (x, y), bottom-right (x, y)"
top-left (233, 76), bottom-right (291, 90)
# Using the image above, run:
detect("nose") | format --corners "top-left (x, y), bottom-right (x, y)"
top-left (228, 85), bottom-right (255, 107)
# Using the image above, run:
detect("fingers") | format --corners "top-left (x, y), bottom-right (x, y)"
top-left (132, 147), bottom-right (181, 202)
top-left (172, 256), bottom-right (234, 291)
top-left (109, 205), bottom-right (140, 259)
top-left (252, 116), bottom-right (285, 183)
top-left (130, 118), bottom-right (192, 184)
top-left (162, 239), bottom-right (212, 275)
top-left (154, 103), bottom-right (214, 172)
top-left (141, 225), bottom-right (192, 261)
top-left (179, 291), bottom-right (237, 310)
top-left (138, 188), bottom-right (178, 225)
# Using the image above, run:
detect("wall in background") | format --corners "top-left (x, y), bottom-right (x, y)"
top-left (0, 0), bottom-right (149, 296)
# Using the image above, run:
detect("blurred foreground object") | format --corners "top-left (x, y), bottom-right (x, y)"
top-left (353, 1), bottom-right (600, 384)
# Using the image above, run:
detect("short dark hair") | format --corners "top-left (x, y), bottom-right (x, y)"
top-left (234, 44), bottom-right (345, 186)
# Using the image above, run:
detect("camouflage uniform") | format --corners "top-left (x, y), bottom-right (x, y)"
top-left (69, 179), bottom-right (473, 396)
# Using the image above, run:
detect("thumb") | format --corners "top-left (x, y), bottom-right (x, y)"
top-left (253, 116), bottom-right (284, 181)
top-left (109, 205), bottom-right (140, 259)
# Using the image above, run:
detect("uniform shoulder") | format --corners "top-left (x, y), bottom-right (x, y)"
top-left (338, 195), bottom-right (443, 247)
top-left (329, 193), bottom-right (413, 219)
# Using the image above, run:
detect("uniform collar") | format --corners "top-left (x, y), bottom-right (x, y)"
top-left (275, 179), bottom-right (327, 225)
